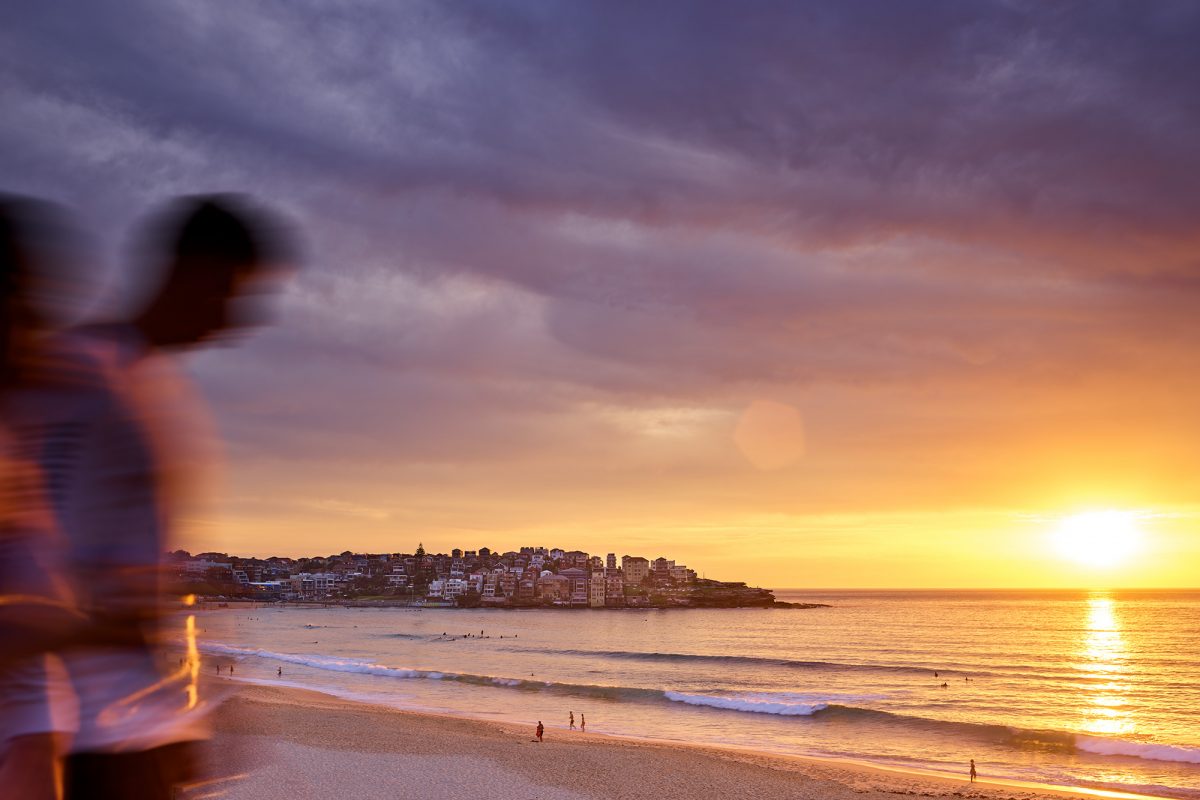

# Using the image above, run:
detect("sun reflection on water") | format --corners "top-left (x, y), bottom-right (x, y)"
top-left (1079, 595), bottom-right (1134, 737)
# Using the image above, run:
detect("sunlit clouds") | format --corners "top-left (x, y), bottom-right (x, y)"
top-left (3, 1), bottom-right (1200, 586)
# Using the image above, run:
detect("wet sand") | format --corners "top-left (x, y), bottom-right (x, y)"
top-left (188, 684), bottom-right (1169, 800)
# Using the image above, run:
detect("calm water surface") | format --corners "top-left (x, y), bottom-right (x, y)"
top-left (195, 590), bottom-right (1200, 799)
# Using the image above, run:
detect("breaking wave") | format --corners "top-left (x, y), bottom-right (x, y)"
top-left (1076, 736), bottom-right (1200, 764)
top-left (539, 648), bottom-right (1116, 685)
top-left (665, 692), bottom-right (828, 715)
top-left (544, 648), bottom-right (946, 675)
top-left (203, 643), bottom-right (441, 679)
top-left (200, 642), bottom-right (661, 700)
top-left (203, 642), bottom-right (1200, 766)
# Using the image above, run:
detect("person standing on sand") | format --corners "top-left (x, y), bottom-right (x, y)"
top-left (277, 667), bottom-right (281, 677)
top-left (969, 759), bottom-right (976, 782)
top-left (569, 711), bottom-right (575, 729)
top-left (535, 721), bottom-right (544, 743)
top-left (580, 713), bottom-right (586, 732)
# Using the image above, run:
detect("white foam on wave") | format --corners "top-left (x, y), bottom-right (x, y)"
top-left (201, 641), bottom-right (554, 692)
top-left (664, 691), bottom-right (828, 716)
top-left (201, 642), bottom-right (441, 680)
top-left (1076, 735), bottom-right (1200, 764)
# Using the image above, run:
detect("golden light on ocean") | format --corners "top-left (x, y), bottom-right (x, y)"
top-left (1078, 595), bottom-right (1134, 737)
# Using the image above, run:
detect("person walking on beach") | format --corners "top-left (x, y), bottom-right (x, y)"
top-left (569, 711), bottom-right (575, 729)
top-left (277, 667), bottom-right (282, 677)
top-left (580, 713), bottom-right (586, 732)
top-left (53, 196), bottom-right (294, 800)
top-left (969, 759), bottom-right (977, 782)
top-left (0, 195), bottom-right (87, 800)
top-left (535, 721), bottom-right (544, 743)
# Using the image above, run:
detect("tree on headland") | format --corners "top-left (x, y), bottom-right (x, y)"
top-left (415, 542), bottom-right (426, 557)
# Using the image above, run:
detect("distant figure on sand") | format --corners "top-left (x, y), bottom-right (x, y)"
top-left (569, 711), bottom-right (575, 729)
top-left (277, 667), bottom-right (282, 677)
top-left (536, 721), bottom-right (544, 742)
top-left (580, 713), bottom-right (586, 732)
top-left (969, 759), bottom-right (977, 782)
top-left (941, 682), bottom-right (948, 688)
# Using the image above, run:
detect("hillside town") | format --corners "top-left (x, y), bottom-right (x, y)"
top-left (168, 545), bottom-right (790, 608)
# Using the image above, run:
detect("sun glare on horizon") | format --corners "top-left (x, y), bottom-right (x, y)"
top-left (1052, 510), bottom-right (1143, 569)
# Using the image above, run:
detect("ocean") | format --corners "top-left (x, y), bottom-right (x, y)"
top-left (194, 589), bottom-right (1200, 799)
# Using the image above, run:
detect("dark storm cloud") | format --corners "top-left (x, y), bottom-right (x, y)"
top-left (7, 1), bottom-right (1199, 246)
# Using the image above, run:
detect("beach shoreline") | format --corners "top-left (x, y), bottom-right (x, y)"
top-left (192, 682), bottom-right (1176, 800)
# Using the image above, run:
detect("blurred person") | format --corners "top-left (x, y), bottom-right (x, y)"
top-left (47, 195), bottom-right (294, 800)
top-left (0, 195), bottom-right (89, 800)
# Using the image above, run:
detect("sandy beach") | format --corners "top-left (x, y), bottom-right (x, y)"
top-left (184, 684), bottom-right (1165, 800)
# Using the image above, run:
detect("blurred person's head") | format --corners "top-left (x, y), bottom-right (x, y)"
top-left (131, 195), bottom-right (294, 349)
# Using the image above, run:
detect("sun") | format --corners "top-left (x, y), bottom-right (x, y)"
top-left (1052, 510), bottom-right (1142, 569)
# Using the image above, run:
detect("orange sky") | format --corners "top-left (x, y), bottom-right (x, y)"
top-left (7, 2), bottom-right (1200, 587)
top-left (181, 336), bottom-right (1200, 588)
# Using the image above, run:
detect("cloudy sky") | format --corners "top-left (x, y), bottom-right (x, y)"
top-left (4, 0), bottom-right (1200, 587)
